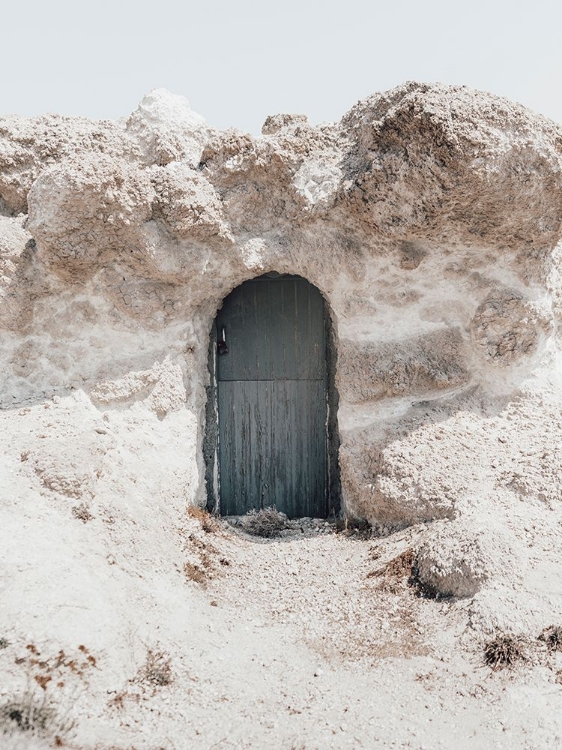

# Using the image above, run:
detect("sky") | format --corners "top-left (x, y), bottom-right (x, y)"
top-left (2, 0), bottom-right (561, 133)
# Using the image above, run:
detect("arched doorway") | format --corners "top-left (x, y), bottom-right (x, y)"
top-left (205, 273), bottom-right (340, 518)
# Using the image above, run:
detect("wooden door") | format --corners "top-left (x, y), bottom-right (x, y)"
top-left (216, 274), bottom-right (328, 518)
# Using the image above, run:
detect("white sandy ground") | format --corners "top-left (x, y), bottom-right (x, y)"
top-left (2, 430), bottom-right (562, 750)
top-left (2, 359), bottom-right (562, 750)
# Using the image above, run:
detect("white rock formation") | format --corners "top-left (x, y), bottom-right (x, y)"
top-left (2, 81), bottom-right (562, 619)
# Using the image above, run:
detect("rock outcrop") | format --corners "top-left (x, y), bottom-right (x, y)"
top-left (2, 82), bottom-right (562, 621)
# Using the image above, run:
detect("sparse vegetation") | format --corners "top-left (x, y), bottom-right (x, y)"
top-left (184, 561), bottom-right (209, 586)
top-left (187, 505), bottom-right (220, 533)
top-left (484, 633), bottom-right (528, 671)
top-left (71, 503), bottom-right (94, 523)
top-left (1, 643), bottom-right (97, 743)
top-left (241, 506), bottom-right (288, 538)
top-left (0, 695), bottom-right (64, 740)
top-left (107, 688), bottom-right (139, 712)
top-left (107, 689), bottom-right (128, 711)
top-left (368, 548), bottom-right (416, 594)
top-left (183, 524), bottom-right (229, 585)
top-left (539, 625), bottom-right (562, 651)
top-left (15, 643), bottom-right (97, 687)
top-left (381, 549), bottom-right (415, 578)
top-left (136, 648), bottom-right (173, 687)
top-left (0, 637), bottom-right (9, 650)
top-left (188, 533), bottom-right (218, 556)
top-left (109, 646), bottom-right (173, 711)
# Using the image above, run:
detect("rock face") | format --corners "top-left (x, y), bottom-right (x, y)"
top-left (2, 83), bottom-right (562, 608)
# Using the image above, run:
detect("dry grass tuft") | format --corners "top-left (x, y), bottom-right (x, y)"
top-left (0, 697), bottom-right (61, 737)
top-left (367, 549), bottom-right (415, 593)
top-left (538, 625), bottom-right (562, 652)
top-left (71, 504), bottom-right (94, 524)
top-left (137, 648), bottom-right (173, 687)
top-left (0, 643), bottom-right (97, 743)
top-left (184, 561), bottom-right (209, 586)
top-left (382, 549), bottom-right (415, 579)
top-left (241, 507), bottom-right (288, 538)
top-left (484, 633), bottom-right (528, 671)
top-left (183, 528), bottom-right (228, 586)
top-left (187, 505), bottom-right (220, 533)
top-left (107, 689), bottom-right (130, 711)
top-left (188, 533), bottom-right (218, 556)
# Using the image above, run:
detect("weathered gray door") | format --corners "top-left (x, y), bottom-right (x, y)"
top-left (216, 274), bottom-right (327, 518)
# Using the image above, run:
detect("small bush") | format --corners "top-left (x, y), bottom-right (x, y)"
top-left (0, 698), bottom-right (57, 734)
top-left (241, 507), bottom-right (288, 538)
top-left (539, 625), bottom-right (562, 652)
top-left (484, 633), bottom-right (528, 670)
top-left (137, 649), bottom-right (173, 687)
top-left (0, 637), bottom-right (9, 650)
top-left (71, 504), bottom-right (94, 523)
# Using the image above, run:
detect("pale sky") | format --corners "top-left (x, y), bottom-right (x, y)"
top-left (2, 0), bottom-right (561, 133)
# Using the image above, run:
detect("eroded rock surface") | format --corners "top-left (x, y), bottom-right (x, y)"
top-left (2, 82), bottom-right (562, 622)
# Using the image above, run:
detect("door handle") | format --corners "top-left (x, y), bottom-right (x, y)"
top-left (217, 325), bottom-right (228, 355)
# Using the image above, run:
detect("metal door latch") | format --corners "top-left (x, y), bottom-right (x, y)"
top-left (217, 326), bottom-right (228, 355)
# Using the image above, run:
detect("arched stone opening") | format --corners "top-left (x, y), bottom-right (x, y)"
top-left (204, 272), bottom-right (341, 518)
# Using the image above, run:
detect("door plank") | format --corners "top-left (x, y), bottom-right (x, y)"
top-left (217, 276), bottom-right (328, 518)
top-left (217, 278), bottom-right (325, 382)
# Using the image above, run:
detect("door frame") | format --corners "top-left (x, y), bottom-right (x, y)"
top-left (203, 273), bottom-right (341, 518)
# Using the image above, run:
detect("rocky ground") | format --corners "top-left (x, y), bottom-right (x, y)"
top-left (2, 505), bottom-right (562, 750)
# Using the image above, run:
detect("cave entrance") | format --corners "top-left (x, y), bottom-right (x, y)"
top-left (206, 273), bottom-right (340, 519)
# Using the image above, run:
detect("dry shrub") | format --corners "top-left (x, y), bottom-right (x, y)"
top-left (484, 633), bottom-right (528, 670)
top-left (539, 625), bottom-right (562, 651)
top-left (107, 690), bottom-right (128, 711)
top-left (188, 533), bottom-right (218, 556)
top-left (382, 549), bottom-right (415, 579)
top-left (137, 648), bottom-right (173, 687)
top-left (15, 643), bottom-right (96, 686)
top-left (368, 549), bottom-right (415, 593)
top-left (0, 696), bottom-right (66, 740)
top-left (107, 689), bottom-right (141, 712)
top-left (184, 561), bottom-right (208, 586)
top-left (0, 637), bottom-right (9, 650)
top-left (71, 504), bottom-right (93, 523)
top-left (0, 643), bottom-right (97, 743)
top-left (187, 506), bottom-right (219, 534)
top-left (183, 530), bottom-right (228, 585)
top-left (241, 507), bottom-right (288, 538)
